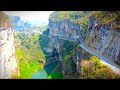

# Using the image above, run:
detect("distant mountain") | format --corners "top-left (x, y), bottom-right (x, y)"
top-left (9, 15), bottom-right (48, 31)
top-left (9, 15), bottom-right (31, 30)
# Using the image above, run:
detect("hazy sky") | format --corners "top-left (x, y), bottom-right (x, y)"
top-left (3, 11), bottom-right (54, 25)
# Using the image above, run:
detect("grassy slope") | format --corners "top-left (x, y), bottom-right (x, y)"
top-left (15, 32), bottom-right (45, 79)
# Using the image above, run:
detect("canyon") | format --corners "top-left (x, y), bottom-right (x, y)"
top-left (43, 11), bottom-right (120, 78)
top-left (0, 11), bottom-right (120, 79)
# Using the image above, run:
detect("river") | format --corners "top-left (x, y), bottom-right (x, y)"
top-left (31, 61), bottom-right (58, 79)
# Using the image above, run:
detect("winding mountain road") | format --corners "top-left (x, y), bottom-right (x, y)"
top-left (80, 44), bottom-right (120, 75)
top-left (41, 34), bottom-right (120, 74)
top-left (41, 34), bottom-right (77, 42)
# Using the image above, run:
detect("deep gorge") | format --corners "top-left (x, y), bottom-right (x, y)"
top-left (45, 11), bottom-right (120, 78)
top-left (0, 11), bottom-right (120, 79)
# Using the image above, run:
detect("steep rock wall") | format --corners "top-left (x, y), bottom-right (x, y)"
top-left (0, 28), bottom-right (19, 79)
top-left (46, 35), bottom-right (93, 78)
top-left (48, 16), bottom-right (120, 64)
top-left (85, 16), bottom-right (120, 63)
top-left (46, 11), bottom-right (120, 78)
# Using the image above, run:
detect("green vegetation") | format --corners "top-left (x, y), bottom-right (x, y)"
top-left (49, 11), bottom-right (92, 32)
top-left (49, 11), bottom-right (91, 23)
top-left (12, 11), bottom-right (120, 79)
top-left (47, 63), bottom-right (63, 79)
top-left (49, 11), bottom-right (120, 32)
top-left (15, 31), bottom-right (45, 79)
top-left (49, 11), bottom-right (73, 21)
top-left (61, 41), bottom-right (78, 63)
top-left (58, 41), bottom-right (77, 78)
top-left (92, 11), bottom-right (120, 25)
top-left (10, 75), bottom-right (20, 79)
top-left (49, 11), bottom-right (120, 25)
top-left (23, 25), bottom-right (48, 33)
top-left (19, 60), bottom-right (44, 79)
top-left (80, 56), bottom-right (120, 79)
top-left (59, 41), bottom-right (74, 61)
top-left (64, 51), bottom-right (73, 63)
top-left (48, 71), bottom-right (63, 79)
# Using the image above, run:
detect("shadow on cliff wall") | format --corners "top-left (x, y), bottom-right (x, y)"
top-left (38, 28), bottom-right (59, 76)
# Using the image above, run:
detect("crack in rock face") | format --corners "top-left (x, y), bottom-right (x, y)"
top-left (0, 29), bottom-right (19, 79)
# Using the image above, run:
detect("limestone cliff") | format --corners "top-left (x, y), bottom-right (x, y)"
top-left (85, 16), bottom-right (120, 64)
top-left (46, 11), bottom-right (120, 78)
top-left (0, 11), bottom-right (19, 79)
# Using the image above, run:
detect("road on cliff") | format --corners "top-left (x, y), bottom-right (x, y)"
top-left (40, 34), bottom-right (120, 75)
top-left (80, 44), bottom-right (120, 75)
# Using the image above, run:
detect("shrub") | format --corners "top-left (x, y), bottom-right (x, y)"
top-left (80, 56), bottom-right (120, 79)
top-left (10, 75), bottom-right (20, 79)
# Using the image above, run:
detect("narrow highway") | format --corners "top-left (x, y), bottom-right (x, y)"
top-left (41, 34), bottom-right (77, 42)
top-left (80, 44), bottom-right (120, 75)
top-left (41, 34), bottom-right (120, 74)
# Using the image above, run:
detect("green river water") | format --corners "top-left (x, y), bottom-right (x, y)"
top-left (31, 61), bottom-right (58, 79)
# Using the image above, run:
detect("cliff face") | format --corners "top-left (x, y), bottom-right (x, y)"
top-left (47, 19), bottom-right (92, 78)
top-left (85, 16), bottom-right (120, 63)
top-left (0, 28), bottom-right (19, 79)
top-left (0, 12), bottom-right (19, 79)
top-left (48, 14), bottom-right (120, 63)
top-left (46, 36), bottom-right (79, 78)
top-left (46, 11), bottom-right (120, 78)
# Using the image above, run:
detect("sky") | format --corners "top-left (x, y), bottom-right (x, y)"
top-left (3, 11), bottom-right (54, 26)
